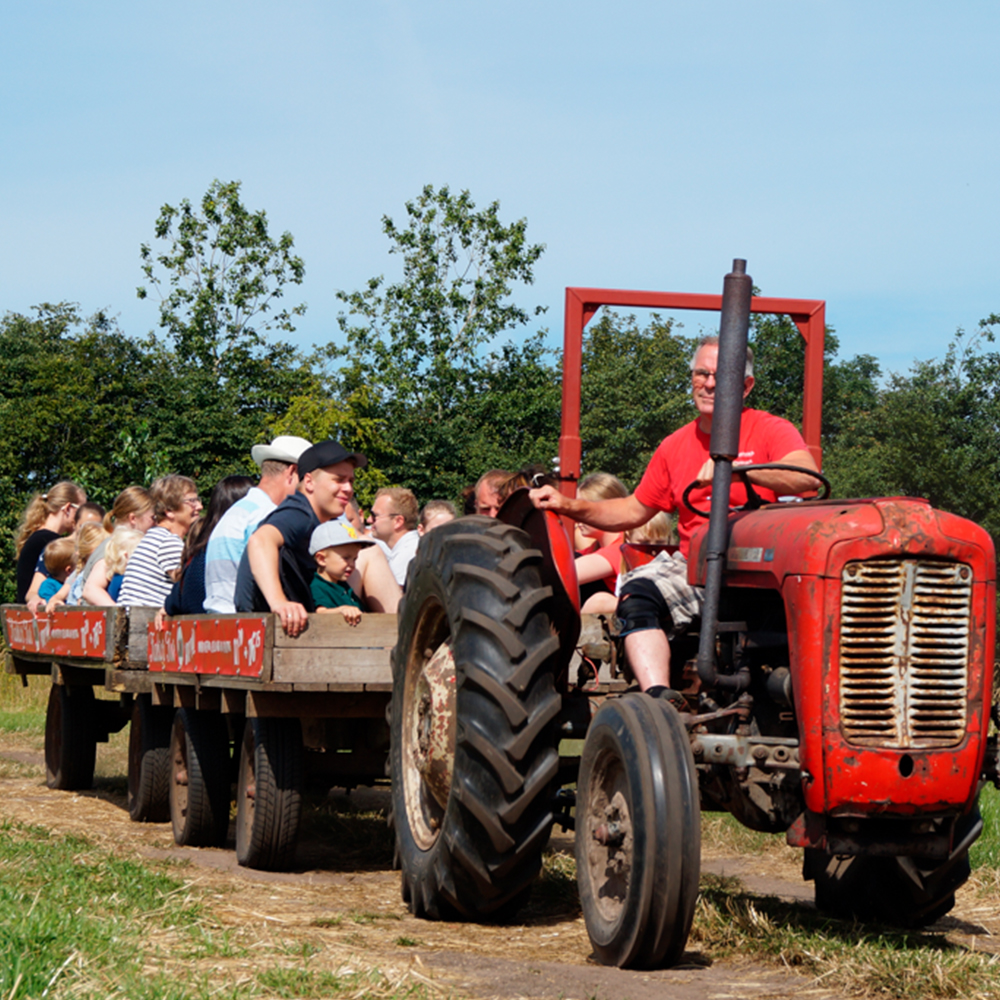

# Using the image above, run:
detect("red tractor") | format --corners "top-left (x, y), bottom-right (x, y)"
top-left (389, 262), bottom-right (998, 968)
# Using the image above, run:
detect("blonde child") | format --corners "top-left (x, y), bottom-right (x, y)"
top-left (104, 528), bottom-right (145, 603)
top-left (308, 521), bottom-right (376, 627)
top-left (44, 522), bottom-right (109, 610)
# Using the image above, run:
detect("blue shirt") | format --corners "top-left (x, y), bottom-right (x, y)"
top-left (203, 486), bottom-right (277, 613)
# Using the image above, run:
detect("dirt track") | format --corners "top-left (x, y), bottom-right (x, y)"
top-left (3, 734), bottom-right (990, 1000)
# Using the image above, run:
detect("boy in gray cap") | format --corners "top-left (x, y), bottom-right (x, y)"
top-left (309, 520), bottom-right (376, 626)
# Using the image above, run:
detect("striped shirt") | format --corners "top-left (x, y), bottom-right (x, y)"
top-left (203, 487), bottom-right (277, 614)
top-left (118, 526), bottom-right (183, 608)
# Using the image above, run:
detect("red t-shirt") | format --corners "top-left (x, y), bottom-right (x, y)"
top-left (591, 536), bottom-right (625, 591)
top-left (634, 409), bottom-right (808, 557)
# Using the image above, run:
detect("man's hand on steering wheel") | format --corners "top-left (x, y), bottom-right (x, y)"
top-left (682, 463), bottom-right (832, 517)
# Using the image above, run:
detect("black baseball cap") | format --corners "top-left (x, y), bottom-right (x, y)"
top-left (297, 440), bottom-right (368, 477)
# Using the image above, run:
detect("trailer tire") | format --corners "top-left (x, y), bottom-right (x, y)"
top-left (45, 683), bottom-right (96, 790)
top-left (236, 717), bottom-right (302, 871)
top-left (390, 517), bottom-right (562, 920)
top-left (169, 708), bottom-right (231, 847)
top-left (808, 805), bottom-right (981, 927)
top-left (128, 695), bottom-right (173, 822)
top-left (576, 693), bottom-right (700, 968)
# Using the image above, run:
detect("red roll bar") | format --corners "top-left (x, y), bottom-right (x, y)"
top-left (558, 287), bottom-right (825, 495)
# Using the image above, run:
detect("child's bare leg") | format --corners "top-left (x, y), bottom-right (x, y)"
top-left (350, 546), bottom-right (402, 613)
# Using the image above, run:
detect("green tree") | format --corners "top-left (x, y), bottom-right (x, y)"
top-left (823, 326), bottom-right (1000, 537)
top-left (576, 311), bottom-right (696, 486)
top-left (320, 185), bottom-right (558, 503)
top-left (0, 304), bottom-right (165, 599)
top-left (137, 180), bottom-right (314, 481)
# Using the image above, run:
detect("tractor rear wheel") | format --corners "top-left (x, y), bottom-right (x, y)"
top-left (390, 517), bottom-right (562, 920)
top-left (576, 693), bottom-right (700, 968)
top-left (128, 695), bottom-right (173, 822)
top-left (45, 683), bottom-right (96, 791)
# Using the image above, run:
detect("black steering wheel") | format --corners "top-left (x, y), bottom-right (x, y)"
top-left (681, 463), bottom-right (831, 517)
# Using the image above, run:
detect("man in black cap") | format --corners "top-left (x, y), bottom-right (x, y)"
top-left (234, 440), bottom-right (398, 635)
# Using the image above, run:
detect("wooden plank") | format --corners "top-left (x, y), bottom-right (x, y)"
top-left (222, 689), bottom-right (246, 715)
top-left (247, 690), bottom-right (390, 719)
top-left (271, 646), bottom-right (393, 685)
top-left (272, 613), bottom-right (398, 650)
top-left (106, 670), bottom-right (153, 695)
top-left (6, 653), bottom-right (50, 676)
top-left (124, 607), bottom-right (157, 667)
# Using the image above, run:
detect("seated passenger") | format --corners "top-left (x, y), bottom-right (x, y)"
top-left (165, 475), bottom-right (254, 615)
top-left (81, 487), bottom-right (156, 607)
top-left (473, 469), bottom-right (512, 517)
top-left (366, 487), bottom-right (420, 587)
top-left (103, 528), bottom-right (145, 603)
top-left (309, 521), bottom-right (377, 626)
top-left (418, 500), bottom-right (456, 535)
top-left (16, 480), bottom-right (87, 604)
top-left (118, 476), bottom-right (203, 608)
top-left (203, 435), bottom-right (312, 614)
top-left (235, 440), bottom-right (400, 635)
top-left (574, 473), bottom-right (630, 613)
top-left (38, 538), bottom-right (76, 602)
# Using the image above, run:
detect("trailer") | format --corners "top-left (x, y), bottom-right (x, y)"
top-left (1, 603), bottom-right (613, 870)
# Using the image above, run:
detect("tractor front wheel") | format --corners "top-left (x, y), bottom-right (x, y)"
top-left (576, 693), bottom-right (701, 969)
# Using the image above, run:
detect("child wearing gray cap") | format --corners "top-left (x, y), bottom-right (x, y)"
top-left (309, 520), bottom-right (376, 626)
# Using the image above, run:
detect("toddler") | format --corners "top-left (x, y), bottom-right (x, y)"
top-left (104, 527), bottom-right (145, 603)
top-left (39, 538), bottom-right (76, 602)
top-left (308, 521), bottom-right (375, 626)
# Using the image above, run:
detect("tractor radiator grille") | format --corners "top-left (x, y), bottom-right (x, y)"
top-left (839, 559), bottom-right (971, 749)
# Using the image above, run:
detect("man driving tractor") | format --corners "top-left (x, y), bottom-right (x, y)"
top-left (530, 334), bottom-right (819, 697)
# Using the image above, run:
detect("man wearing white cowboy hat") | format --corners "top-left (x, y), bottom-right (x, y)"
top-left (203, 434), bottom-right (313, 614)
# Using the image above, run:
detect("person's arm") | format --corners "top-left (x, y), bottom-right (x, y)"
top-left (352, 545), bottom-right (401, 614)
top-left (246, 524), bottom-right (308, 636)
top-left (529, 488), bottom-right (656, 532)
top-left (82, 559), bottom-right (116, 606)
top-left (575, 551), bottom-right (619, 586)
top-left (316, 605), bottom-right (363, 626)
top-left (24, 571), bottom-right (48, 611)
top-left (42, 577), bottom-right (72, 613)
top-left (695, 449), bottom-right (820, 496)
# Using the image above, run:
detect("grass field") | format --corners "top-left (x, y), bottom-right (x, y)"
top-left (4, 666), bottom-right (1000, 998)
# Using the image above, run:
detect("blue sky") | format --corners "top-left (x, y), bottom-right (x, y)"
top-left (2, 3), bottom-right (997, 376)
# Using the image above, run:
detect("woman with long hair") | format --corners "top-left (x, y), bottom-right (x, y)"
top-left (15, 481), bottom-right (86, 603)
top-left (80, 486), bottom-right (156, 607)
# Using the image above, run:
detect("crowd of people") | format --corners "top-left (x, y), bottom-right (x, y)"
top-left (15, 335), bottom-right (817, 690)
top-left (13, 443), bottom-right (649, 633)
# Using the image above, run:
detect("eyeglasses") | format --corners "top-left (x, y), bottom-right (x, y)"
top-left (367, 511), bottom-right (400, 522)
top-left (182, 496), bottom-right (202, 508)
top-left (691, 368), bottom-right (717, 384)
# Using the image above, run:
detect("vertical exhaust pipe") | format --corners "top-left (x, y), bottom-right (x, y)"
top-left (696, 259), bottom-right (752, 690)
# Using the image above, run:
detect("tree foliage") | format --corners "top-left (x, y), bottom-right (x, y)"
top-left (303, 185), bottom-right (559, 503)
top-left (576, 311), bottom-right (696, 487)
top-left (136, 179), bottom-right (314, 481)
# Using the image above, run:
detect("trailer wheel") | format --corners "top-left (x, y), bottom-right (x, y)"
top-left (169, 708), bottom-right (231, 847)
top-left (390, 517), bottom-right (562, 920)
top-left (128, 695), bottom-right (173, 822)
top-left (236, 717), bottom-right (302, 870)
top-left (45, 683), bottom-right (96, 790)
top-left (576, 693), bottom-right (700, 969)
